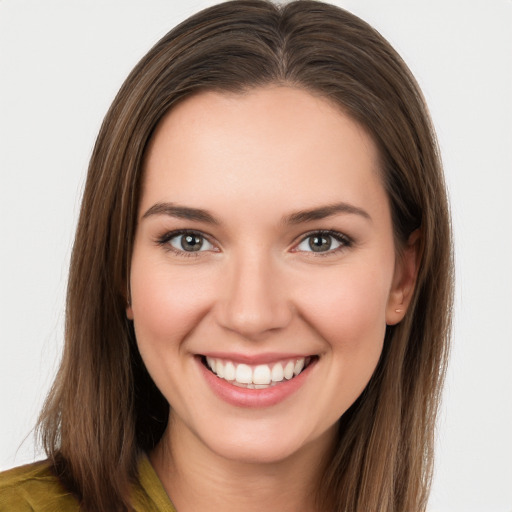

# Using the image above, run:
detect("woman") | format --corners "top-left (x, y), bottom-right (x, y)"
top-left (0, 1), bottom-right (453, 511)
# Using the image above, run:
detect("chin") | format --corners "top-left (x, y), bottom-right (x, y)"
top-left (192, 417), bottom-right (336, 467)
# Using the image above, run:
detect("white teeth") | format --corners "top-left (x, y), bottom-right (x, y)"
top-left (271, 363), bottom-right (284, 382)
top-left (206, 357), bottom-right (309, 387)
top-left (216, 360), bottom-right (225, 378)
top-left (206, 357), bottom-right (216, 373)
top-left (284, 361), bottom-right (294, 380)
top-left (236, 364), bottom-right (252, 384)
top-left (294, 358), bottom-right (305, 376)
top-left (224, 361), bottom-right (236, 381)
top-left (253, 365), bottom-right (271, 385)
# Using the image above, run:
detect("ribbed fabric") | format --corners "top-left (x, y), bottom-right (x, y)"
top-left (0, 454), bottom-right (176, 511)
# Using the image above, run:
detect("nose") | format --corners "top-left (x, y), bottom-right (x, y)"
top-left (215, 250), bottom-right (293, 340)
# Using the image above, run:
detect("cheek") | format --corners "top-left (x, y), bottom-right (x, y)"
top-left (292, 264), bottom-right (391, 418)
top-left (295, 263), bottom-right (391, 354)
top-left (129, 259), bottom-right (214, 350)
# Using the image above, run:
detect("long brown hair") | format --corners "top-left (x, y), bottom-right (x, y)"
top-left (37, 1), bottom-right (453, 510)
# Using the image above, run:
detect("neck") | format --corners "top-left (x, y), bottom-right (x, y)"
top-left (150, 417), bottom-right (335, 512)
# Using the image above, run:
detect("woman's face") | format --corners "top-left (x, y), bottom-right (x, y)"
top-left (128, 86), bottom-right (410, 464)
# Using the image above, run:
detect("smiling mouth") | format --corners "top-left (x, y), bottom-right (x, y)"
top-left (200, 355), bottom-right (316, 389)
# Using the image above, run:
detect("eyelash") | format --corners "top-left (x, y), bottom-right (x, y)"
top-left (156, 229), bottom-right (216, 258)
top-left (155, 229), bottom-right (353, 257)
top-left (293, 230), bottom-right (353, 256)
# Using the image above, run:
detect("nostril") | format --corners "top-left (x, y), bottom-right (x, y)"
top-left (216, 302), bottom-right (294, 339)
top-left (215, 261), bottom-right (293, 337)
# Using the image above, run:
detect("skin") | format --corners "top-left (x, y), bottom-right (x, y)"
top-left (127, 86), bottom-right (418, 512)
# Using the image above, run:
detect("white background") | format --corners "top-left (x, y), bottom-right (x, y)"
top-left (1, 1), bottom-right (511, 511)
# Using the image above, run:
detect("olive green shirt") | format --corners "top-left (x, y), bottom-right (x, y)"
top-left (0, 454), bottom-right (176, 511)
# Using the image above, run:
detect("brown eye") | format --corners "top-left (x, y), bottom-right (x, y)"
top-left (181, 234), bottom-right (203, 251)
top-left (308, 235), bottom-right (332, 252)
top-left (168, 232), bottom-right (214, 252)
top-left (295, 231), bottom-right (351, 254)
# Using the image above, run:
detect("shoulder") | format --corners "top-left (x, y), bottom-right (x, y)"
top-left (0, 460), bottom-right (79, 511)
top-left (133, 454), bottom-right (177, 512)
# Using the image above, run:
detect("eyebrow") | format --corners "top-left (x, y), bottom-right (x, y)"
top-left (142, 202), bottom-right (219, 224)
top-left (142, 201), bottom-right (371, 225)
top-left (283, 202), bottom-right (372, 224)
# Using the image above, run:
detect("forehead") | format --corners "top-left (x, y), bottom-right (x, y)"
top-left (141, 86), bottom-right (386, 220)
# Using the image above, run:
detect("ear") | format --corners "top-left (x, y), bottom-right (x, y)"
top-left (386, 229), bottom-right (421, 325)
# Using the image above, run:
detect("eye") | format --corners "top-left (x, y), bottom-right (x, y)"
top-left (160, 231), bottom-right (215, 253)
top-left (294, 231), bottom-right (351, 254)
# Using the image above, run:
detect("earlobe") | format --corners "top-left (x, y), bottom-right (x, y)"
top-left (393, 290), bottom-right (405, 314)
top-left (386, 229), bottom-right (421, 325)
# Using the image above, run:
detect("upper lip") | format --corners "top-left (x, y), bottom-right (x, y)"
top-left (198, 352), bottom-right (316, 365)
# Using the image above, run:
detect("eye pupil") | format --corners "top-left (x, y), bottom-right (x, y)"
top-left (181, 234), bottom-right (203, 251)
top-left (309, 235), bottom-right (331, 252)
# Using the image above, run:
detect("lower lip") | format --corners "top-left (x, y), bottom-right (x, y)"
top-left (197, 357), bottom-right (317, 408)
